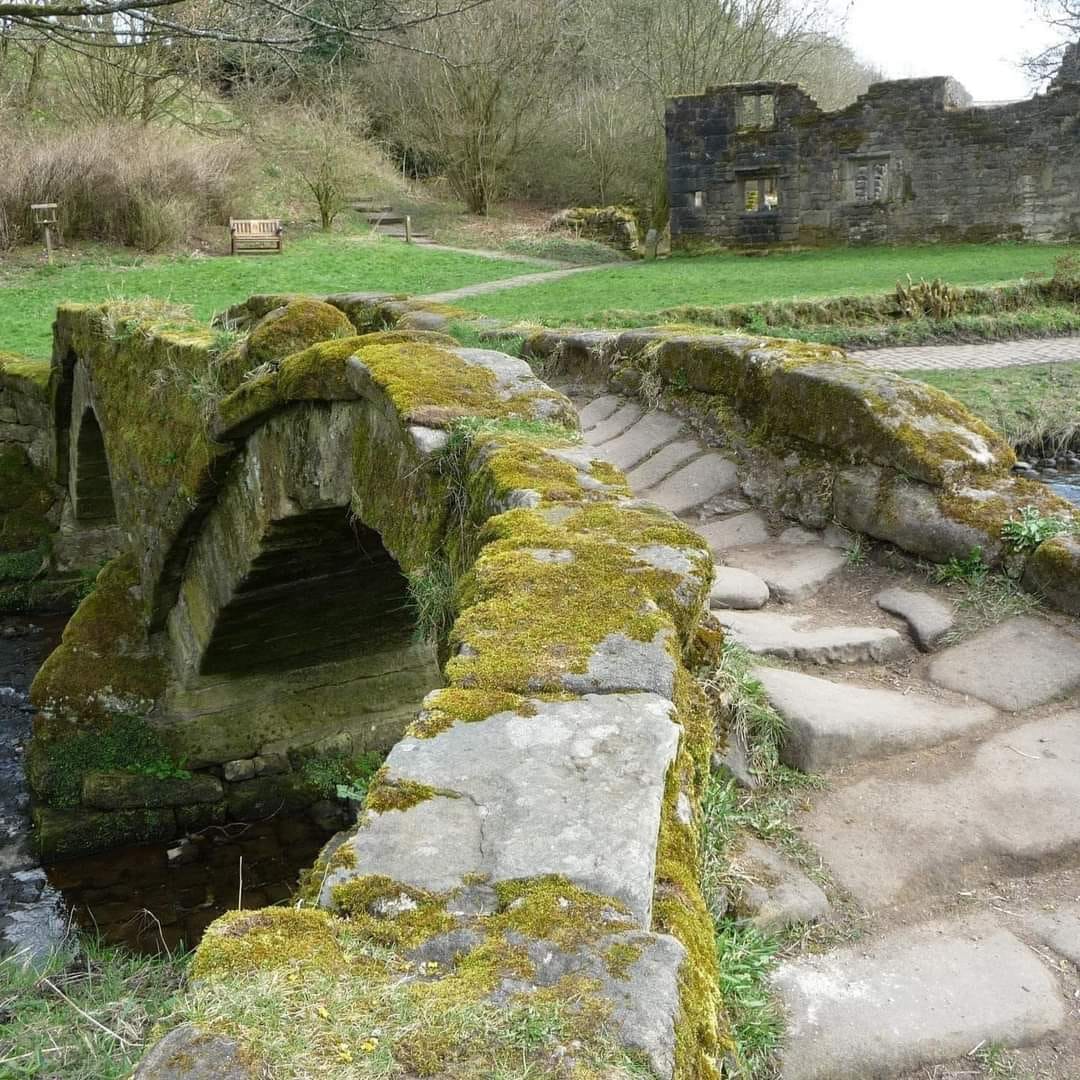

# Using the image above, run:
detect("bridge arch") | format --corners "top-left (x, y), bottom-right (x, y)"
top-left (160, 399), bottom-right (443, 768)
top-left (71, 407), bottom-right (117, 524)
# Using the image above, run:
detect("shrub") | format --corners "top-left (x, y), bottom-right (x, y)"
top-left (0, 123), bottom-right (250, 251)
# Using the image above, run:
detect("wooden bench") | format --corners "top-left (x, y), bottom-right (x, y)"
top-left (229, 219), bottom-right (284, 256)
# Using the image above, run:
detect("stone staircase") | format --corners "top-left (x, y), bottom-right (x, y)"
top-left (572, 389), bottom-right (1080, 1080)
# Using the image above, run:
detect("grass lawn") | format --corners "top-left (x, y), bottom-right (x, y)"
top-left (459, 243), bottom-right (1080, 325)
top-left (912, 362), bottom-right (1080, 450)
top-left (0, 232), bottom-right (537, 359)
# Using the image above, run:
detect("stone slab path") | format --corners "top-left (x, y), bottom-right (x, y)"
top-left (419, 263), bottom-right (623, 305)
top-left (569, 380), bottom-right (1080, 1078)
top-left (854, 334), bottom-right (1080, 372)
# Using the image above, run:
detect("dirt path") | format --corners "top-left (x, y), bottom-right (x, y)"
top-left (566, 384), bottom-right (1080, 1080)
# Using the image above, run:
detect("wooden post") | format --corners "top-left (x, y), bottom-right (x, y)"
top-left (405, 215), bottom-right (412, 245)
top-left (31, 203), bottom-right (59, 264)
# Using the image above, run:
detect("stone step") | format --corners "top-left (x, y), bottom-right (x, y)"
top-left (875, 586), bottom-right (954, 652)
top-left (723, 541), bottom-right (845, 603)
top-left (583, 402), bottom-right (644, 446)
top-left (774, 915), bottom-right (1066, 1080)
top-left (755, 666), bottom-right (997, 772)
top-left (578, 395), bottom-right (621, 431)
top-left (737, 838), bottom-right (830, 933)
top-left (710, 566), bottom-right (769, 610)
top-left (928, 615), bottom-right (1080, 712)
top-left (641, 453), bottom-right (739, 515)
top-left (696, 511), bottom-right (770, 553)
top-left (715, 611), bottom-right (906, 664)
top-left (597, 412), bottom-right (686, 471)
top-left (804, 709), bottom-right (1080, 907)
top-left (623, 440), bottom-right (701, 491)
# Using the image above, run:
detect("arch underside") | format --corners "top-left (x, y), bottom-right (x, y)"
top-left (160, 402), bottom-right (443, 768)
top-left (74, 409), bottom-right (117, 523)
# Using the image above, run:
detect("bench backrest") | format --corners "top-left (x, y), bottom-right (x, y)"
top-left (231, 219), bottom-right (282, 237)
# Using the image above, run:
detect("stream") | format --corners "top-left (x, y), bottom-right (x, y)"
top-left (0, 613), bottom-right (336, 961)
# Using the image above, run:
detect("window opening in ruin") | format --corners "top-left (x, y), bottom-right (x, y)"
top-left (850, 157), bottom-right (890, 204)
top-left (742, 176), bottom-right (779, 212)
top-left (692, 190), bottom-right (705, 209)
top-left (737, 93), bottom-right (776, 130)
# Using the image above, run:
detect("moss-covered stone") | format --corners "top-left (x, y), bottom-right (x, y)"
top-left (0, 350), bottom-right (51, 394)
top-left (33, 804), bottom-right (176, 861)
top-left (82, 769), bottom-right (223, 810)
top-left (30, 554), bottom-right (164, 724)
top-left (1023, 533), bottom-right (1080, 616)
top-left (245, 299), bottom-right (354, 367)
top-left (0, 444), bottom-right (56, 551)
top-left (192, 908), bottom-right (345, 980)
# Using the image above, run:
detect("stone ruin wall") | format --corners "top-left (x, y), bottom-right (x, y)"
top-left (666, 46), bottom-right (1080, 248)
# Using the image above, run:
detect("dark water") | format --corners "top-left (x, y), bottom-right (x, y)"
top-left (0, 613), bottom-right (336, 960)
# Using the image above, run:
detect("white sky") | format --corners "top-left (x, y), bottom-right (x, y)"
top-left (828, 0), bottom-right (1063, 101)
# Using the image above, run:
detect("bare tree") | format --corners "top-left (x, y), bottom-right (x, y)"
top-left (0, 1), bottom-right (496, 55)
top-left (1027, 1), bottom-right (1080, 81)
top-left (367, 0), bottom-right (581, 214)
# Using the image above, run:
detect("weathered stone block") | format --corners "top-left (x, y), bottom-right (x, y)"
top-left (82, 769), bottom-right (223, 810)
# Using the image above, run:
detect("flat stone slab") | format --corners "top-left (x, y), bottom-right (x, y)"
top-left (875, 586), bottom-right (955, 651)
top-left (757, 666), bottom-right (996, 772)
top-left (738, 838), bottom-right (830, 933)
top-left (724, 542), bottom-right (845, 603)
top-left (774, 915), bottom-right (1066, 1080)
top-left (624, 440), bottom-right (700, 491)
top-left (596, 412), bottom-right (685, 471)
top-left (696, 511), bottom-right (771, 553)
top-left (1028, 903), bottom-right (1080, 967)
top-left (804, 710), bottom-right (1080, 906)
top-left (579, 394), bottom-right (620, 430)
top-left (642, 453), bottom-right (739, 514)
top-left (928, 615), bottom-right (1080, 711)
top-left (319, 693), bottom-right (680, 927)
top-left (583, 402), bottom-right (643, 445)
top-left (715, 611), bottom-right (906, 664)
top-left (710, 566), bottom-right (770, 610)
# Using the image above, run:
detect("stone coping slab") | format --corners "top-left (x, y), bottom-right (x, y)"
top-left (319, 692), bottom-right (681, 927)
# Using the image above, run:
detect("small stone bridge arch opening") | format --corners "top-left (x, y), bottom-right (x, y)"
top-left (72, 408), bottom-right (117, 524)
top-left (160, 400), bottom-right (443, 768)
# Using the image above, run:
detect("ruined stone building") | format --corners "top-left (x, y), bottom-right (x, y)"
top-left (666, 42), bottom-right (1080, 248)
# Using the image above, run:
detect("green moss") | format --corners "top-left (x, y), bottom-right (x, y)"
top-left (192, 909), bottom-right (345, 980)
top-left (30, 554), bottom-right (165, 725)
top-left (329, 875), bottom-right (457, 948)
top-left (494, 877), bottom-right (635, 950)
top-left (0, 445), bottom-right (55, 552)
top-left (0, 350), bottom-right (51, 392)
top-left (408, 688), bottom-right (534, 738)
top-left (604, 941), bottom-right (645, 980)
top-left (246, 298), bottom-right (354, 367)
top-left (364, 772), bottom-right (447, 814)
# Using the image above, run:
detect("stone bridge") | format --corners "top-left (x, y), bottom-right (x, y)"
top-left (5, 290), bottom-right (1080, 1078)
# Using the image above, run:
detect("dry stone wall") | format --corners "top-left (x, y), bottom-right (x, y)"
top-left (667, 47), bottom-right (1080, 247)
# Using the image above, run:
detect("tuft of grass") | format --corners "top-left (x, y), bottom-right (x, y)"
top-left (702, 641), bottom-right (788, 779)
top-left (406, 559), bottom-right (457, 647)
top-left (714, 924), bottom-right (785, 1077)
top-left (0, 934), bottom-right (188, 1080)
top-left (843, 534), bottom-right (868, 567)
top-left (929, 552), bottom-right (1042, 641)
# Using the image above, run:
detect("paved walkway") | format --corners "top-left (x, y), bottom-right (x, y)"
top-left (855, 334), bottom-right (1080, 371)
top-left (569, 386), bottom-right (1080, 1079)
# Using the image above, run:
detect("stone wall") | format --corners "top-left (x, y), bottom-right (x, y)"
top-left (667, 48), bottom-right (1080, 247)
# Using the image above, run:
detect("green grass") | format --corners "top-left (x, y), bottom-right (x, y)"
top-left (911, 362), bottom-right (1080, 452)
top-left (0, 232), bottom-right (539, 359)
top-left (0, 936), bottom-right (188, 1079)
top-left (458, 243), bottom-right (1079, 325)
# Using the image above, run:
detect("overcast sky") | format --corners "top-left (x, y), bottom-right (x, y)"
top-left (828, 0), bottom-right (1063, 101)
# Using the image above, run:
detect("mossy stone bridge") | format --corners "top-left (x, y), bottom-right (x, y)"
top-left (4, 290), bottom-right (1079, 1078)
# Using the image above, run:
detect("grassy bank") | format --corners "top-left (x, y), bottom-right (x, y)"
top-left (459, 243), bottom-right (1079, 325)
top-left (0, 232), bottom-right (537, 359)
top-left (0, 936), bottom-right (187, 1079)
top-left (911, 362), bottom-right (1080, 453)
